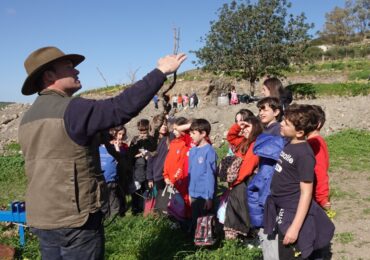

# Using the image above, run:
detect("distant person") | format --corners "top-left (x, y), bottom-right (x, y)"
top-left (230, 87), bottom-right (239, 105)
top-left (162, 93), bottom-right (172, 115)
top-left (172, 93), bottom-right (178, 109)
top-left (18, 46), bottom-right (186, 259)
top-left (153, 94), bottom-right (159, 109)
top-left (188, 119), bottom-right (218, 233)
top-left (183, 93), bottom-right (189, 109)
top-left (177, 93), bottom-right (183, 110)
top-left (190, 92), bottom-right (199, 108)
top-left (261, 77), bottom-right (292, 111)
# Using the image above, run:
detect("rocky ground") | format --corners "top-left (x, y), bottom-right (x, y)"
top-left (2, 94), bottom-right (369, 152)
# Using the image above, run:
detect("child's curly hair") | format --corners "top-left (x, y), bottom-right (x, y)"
top-left (284, 104), bottom-right (317, 135)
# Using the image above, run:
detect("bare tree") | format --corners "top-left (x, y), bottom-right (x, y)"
top-left (96, 67), bottom-right (109, 88)
top-left (126, 66), bottom-right (141, 85)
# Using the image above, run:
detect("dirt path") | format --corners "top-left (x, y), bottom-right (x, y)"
top-left (330, 170), bottom-right (370, 259)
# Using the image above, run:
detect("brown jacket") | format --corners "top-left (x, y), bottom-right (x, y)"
top-left (19, 90), bottom-right (106, 229)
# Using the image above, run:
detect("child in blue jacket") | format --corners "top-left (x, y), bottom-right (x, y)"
top-left (188, 119), bottom-right (217, 233)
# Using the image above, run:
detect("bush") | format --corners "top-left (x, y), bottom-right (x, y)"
top-left (304, 46), bottom-right (324, 61)
top-left (286, 82), bottom-right (370, 99)
top-left (286, 83), bottom-right (316, 99)
top-left (314, 82), bottom-right (370, 96)
top-left (348, 70), bottom-right (370, 81)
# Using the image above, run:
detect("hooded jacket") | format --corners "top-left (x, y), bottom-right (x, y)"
top-left (247, 133), bottom-right (285, 228)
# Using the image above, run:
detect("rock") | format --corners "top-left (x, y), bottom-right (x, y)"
top-left (1, 91), bottom-right (370, 153)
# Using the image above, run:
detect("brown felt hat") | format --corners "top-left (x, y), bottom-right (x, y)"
top-left (22, 46), bottom-right (85, 95)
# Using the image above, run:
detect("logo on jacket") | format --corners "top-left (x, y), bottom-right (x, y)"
top-left (198, 156), bottom-right (204, 164)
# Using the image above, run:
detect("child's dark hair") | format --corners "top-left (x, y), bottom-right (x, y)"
top-left (235, 109), bottom-right (255, 122)
top-left (174, 117), bottom-right (188, 126)
top-left (190, 119), bottom-right (211, 136)
top-left (311, 105), bottom-right (326, 130)
top-left (237, 116), bottom-right (263, 155)
top-left (257, 97), bottom-right (283, 121)
top-left (284, 104), bottom-right (317, 135)
top-left (263, 77), bottom-right (283, 98)
top-left (137, 119), bottom-right (150, 131)
top-left (109, 125), bottom-right (126, 139)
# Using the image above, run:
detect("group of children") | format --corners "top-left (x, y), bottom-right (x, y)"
top-left (171, 92), bottom-right (199, 110)
top-left (98, 77), bottom-right (334, 259)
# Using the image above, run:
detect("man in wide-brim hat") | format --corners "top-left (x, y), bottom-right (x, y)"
top-left (18, 46), bottom-right (186, 259)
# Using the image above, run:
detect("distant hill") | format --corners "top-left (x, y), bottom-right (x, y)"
top-left (0, 102), bottom-right (14, 109)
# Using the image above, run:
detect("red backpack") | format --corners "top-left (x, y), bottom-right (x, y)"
top-left (194, 215), bottom-right (217, 246)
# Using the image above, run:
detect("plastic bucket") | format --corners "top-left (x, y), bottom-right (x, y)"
top-left (217, 96), bottom-right (229, 106)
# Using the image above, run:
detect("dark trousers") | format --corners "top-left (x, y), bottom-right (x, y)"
top-left (31, 212), bottom-right (104, 260)
top-left (190, 197), bottom-right (208, 235)
top-left (131, 182), bottom-right (147, 214)
top-left (101, 182), bottom-right (125, 218)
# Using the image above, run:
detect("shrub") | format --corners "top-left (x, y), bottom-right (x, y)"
top-left (286, 83), bottom-right (316, 99)
top-left (286, 82), bottom-right (370, 99)
top-left (348, 70), bottom-right (370, 81)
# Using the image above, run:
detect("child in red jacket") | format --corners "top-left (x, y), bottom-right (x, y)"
top-left (163, 117), bottom-right (192, 218)
top-left (307, 105), bottom-right (331, 210)
top-left (224, 116), bottom-right (263, 239)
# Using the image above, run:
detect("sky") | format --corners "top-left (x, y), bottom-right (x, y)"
top-left (0, 0), bottom-right (345, 103)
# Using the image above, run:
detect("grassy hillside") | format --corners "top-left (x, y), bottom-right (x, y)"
top-left (0, 102), bottom-right (14, 109)
top-left (78, 58), bottom-right (369, 100)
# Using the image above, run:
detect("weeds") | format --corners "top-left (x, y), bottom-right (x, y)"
top-left (335, 232), bottom-right (354, 244)
top-left (326, 130), bottom-right (370, 172)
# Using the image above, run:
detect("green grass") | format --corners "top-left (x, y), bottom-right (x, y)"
top-left (335, 232), bottom-right (354, 244)
top-left (0, 102), bottom-right (14, 109)
top-left (330, 187), bottom-right (356, 200)
top-left (288, 59), bottom-right (370, 76)
top-left (326, 129), bottom-right (370, 172)
top-left (348, 70), bottom-right (370, 81)
top-left (286, 82), bottom-right (370, 99)
top-left (78, 84), bottom-right (128, 96)
top-left (0, 155), bottom-right (26, 206)
top-left (314, 82), bottom-right (370, 97)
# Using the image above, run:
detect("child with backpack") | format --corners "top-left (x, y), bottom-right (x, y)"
top-left (224, 116), bottom-right (263, 239)
top-left (188, 119), bottom-right (218, 235)
top-left (263, 104), bottom-right (334, 259)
